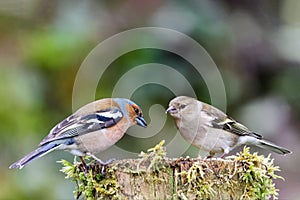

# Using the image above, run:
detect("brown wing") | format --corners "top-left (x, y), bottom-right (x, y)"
top-left (201, 102), bottom-right (262, 139)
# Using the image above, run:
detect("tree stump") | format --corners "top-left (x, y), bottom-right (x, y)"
top-left (59, 141), bottom-right (282, 200)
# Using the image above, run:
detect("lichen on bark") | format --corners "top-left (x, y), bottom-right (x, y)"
top-left (59, 141), bottom-right (283, 200)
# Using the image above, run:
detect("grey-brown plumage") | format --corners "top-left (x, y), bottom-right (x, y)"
top-left (166, 96), bottom-right (291, 157)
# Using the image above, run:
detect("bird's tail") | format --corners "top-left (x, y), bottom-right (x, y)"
top-left (9, 143), bottom-right (60, 169)
top-left (257, 139), bottom-right (291, 155)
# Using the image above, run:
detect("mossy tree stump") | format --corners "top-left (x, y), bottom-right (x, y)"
top-left (60, 141), bottom-right (283, 200)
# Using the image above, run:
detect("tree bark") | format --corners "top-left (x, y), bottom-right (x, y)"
top-left (60, 142), bottom-right (282, 200)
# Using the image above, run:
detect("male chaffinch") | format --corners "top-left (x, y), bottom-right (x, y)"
top-left (9, 98), bottom-right (147, 169)
top-left (166, 96), bottom-right (291, 157)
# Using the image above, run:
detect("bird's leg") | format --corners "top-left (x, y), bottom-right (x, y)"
top-left (86, 153), bottom-right (115, 176)
top-left (86, 153), bottom-right (115, 165)
top-left (220, 149), bottom-right (229, 158)
top-left (79, 156), bottom-right (86, 166)
top-left (220, 153), bottom-right (227, 158)
top-left (79, 156), bottom-right (90, 174)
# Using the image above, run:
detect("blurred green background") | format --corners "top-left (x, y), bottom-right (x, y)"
top-left (1, 1), bottom-right (300, 199)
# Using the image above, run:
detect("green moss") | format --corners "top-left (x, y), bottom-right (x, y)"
top-left (173, 146), bottom-right (283, 199)
top-left (58, 157), bottom-right (120, 200)
top-left (228, 146), bottom-right (282, 199)
top-left (58, 141), bottom-right (169, 199)
top-left (59, 143), bottom-right (284, 200)
top-left (137, 140), bottom-right (167, 172)
top-left (134, 140), bottom-right (171, 193)
top-left (174, 160), bottom-right (217, 199)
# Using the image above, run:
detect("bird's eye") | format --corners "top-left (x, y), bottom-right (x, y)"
top-left (133, 107), bottom-right (139, 115)
top-left (179, 104), bottom-right (186, 109)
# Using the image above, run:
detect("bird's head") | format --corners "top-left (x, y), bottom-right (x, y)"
top-left (166, 96), bottom-right (197, 119)
top-left (118, 98), bottom-right (147, 128)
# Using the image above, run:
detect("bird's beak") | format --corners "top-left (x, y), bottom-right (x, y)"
top-left (166, 105), bottom-right (177, 114)
top-left (136, 116), bottom-right (147, 127)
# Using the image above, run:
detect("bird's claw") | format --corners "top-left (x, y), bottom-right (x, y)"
top-left (86, 153), bottom-right (116, 176)
top-left (97, 158), bottom-right (116, 176)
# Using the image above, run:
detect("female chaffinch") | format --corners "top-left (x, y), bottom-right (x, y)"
top-left (166, 96), bottom-right (291, 157)
top-left (10, 98), bottom-right (147, 169)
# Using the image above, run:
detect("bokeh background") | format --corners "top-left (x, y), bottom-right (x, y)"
top-left (1, 1), bottom-right (300, 199)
